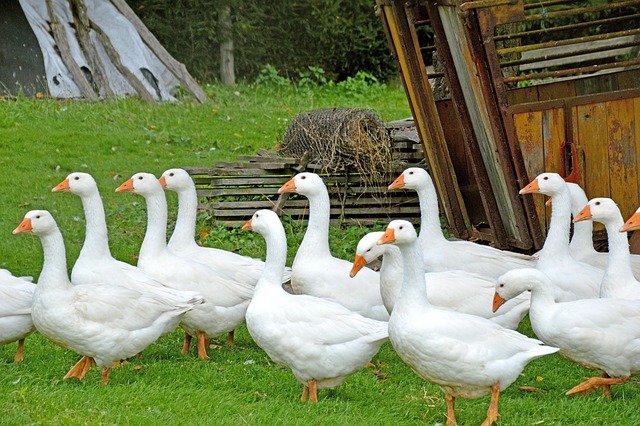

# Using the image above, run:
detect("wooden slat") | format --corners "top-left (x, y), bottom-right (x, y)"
top-left (577, 103), bottom-right (610, 201)
top-left (607, 98), bottom-right (638, 218)
top-left (514, 111), bottom-right (546, 233)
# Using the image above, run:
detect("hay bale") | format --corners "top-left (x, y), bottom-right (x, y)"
top-left (278, 108), bottom-right (393, 177)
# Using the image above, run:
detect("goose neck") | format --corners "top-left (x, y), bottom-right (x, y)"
top-left (140, 192), bottom-right (168, 258)
top-left (379, 246), bottom-right (403, 312)
top-left (79, 191), bottom-right (112, 257)
top-left (395, 241), bottom-right (430, 310)
top-left (37, 230), bottom-right (72, 290)
top-left (602, 217), bottom-right (635, 283)
top-left (539, 188), bottom-right (571, 262)
top-left (415, 184), bottom-right (447, 244)
top-left (254, 227), bottom-right (288, 296)
top-left (300, 190), bottom-right (331, 255)
top-left (170, 187), bottom-right (198, 248)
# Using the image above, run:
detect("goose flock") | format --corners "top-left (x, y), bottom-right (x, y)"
top-left (3, 166), bottom-right (640, 424)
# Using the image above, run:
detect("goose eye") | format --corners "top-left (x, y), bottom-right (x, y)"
top-left (408, 171), bottom-right (413, 175)
top-left (74, 176), bottom-right (80, 180)
top-left (499, 283), bottom-right (504, 288)
top-left (595, 201), bottom-right (601, 206)
top-left (138, 176), bottom-right (143, 180)
top-left (169, 173), bottom-right (174, 177)
top-left (399, 226), bottom-right (404, 230)
top-left (366, 248), bottom-right (371, 253)
top-left (300, 176), bottom-right (306, 180)
top-left (543, 176), bottom-right (549, 180)
top-left (36, 215), bottom-right (41, 219)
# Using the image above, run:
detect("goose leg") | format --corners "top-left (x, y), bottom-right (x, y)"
top-left (196, 332), bottom-right (209, 359)
top-left (308, 379), bottom-right (318, 403)
top-left (445, 393), bottom-right (457, 426)
top-left (566, 373), bottom-right (629, 398)
top-left (101, 366), bottom-right (111, 386)
top-left (481, 383), bottom-right (501, 426)
top-left (14, 338), bottom-right (25, 363)
top-left (181, 331), bottom-right (192, 355)
top-left (227, 330), bottom-right (235, 347)
top-left (301, 384), bottom-right (309, 402)
top-left (64, 356), bottom-right (95, 380)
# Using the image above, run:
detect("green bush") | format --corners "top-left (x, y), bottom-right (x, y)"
top-left (125, 0), bottom-right (399, 84)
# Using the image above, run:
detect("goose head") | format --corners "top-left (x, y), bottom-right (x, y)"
top-left (242, 209), bottom-right (280, 238)
top-left (350, 231), bottom-right (385, 278)
top-left (159, 168), bottom-right (192, 192)
top-left (13, 210), bottom-right (58, 237)
top-left (116, 173), bottom-right (162, 197)
top-left (389, 167), bottom-right (431, 191)
top-left (52, 172), bottom-right (97, 196)
top-left (574, 197), bottom-right (619, 225)
top-left (493, 268), bottom-right (546, 312)
top-left (520, 172), bottom-right (566, 197)
top-left (378, 220), bottom-right (418, 247)
top-left (278, 172), bottom-right (326, 197)
top-left (621, 207), bottom-right (640, 233)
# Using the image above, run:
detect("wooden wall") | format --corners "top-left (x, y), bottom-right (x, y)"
top-left (513, 93), bottom-right (640, 238)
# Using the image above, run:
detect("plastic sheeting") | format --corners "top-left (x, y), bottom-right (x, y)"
top-left (19, 0), bottom-right (179, 100)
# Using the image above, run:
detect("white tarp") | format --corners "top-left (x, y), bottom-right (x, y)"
top-left (19, 0), bottom-right (179, 100)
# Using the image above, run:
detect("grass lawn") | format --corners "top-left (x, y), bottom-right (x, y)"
top-left (1, 83), bottom-right (639, 425)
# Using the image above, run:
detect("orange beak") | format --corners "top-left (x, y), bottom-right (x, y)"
top-left (158, 176), bottom-right (167, 188)
top-left (52, 178), bottom-right (70, 193)
top-left (388, 174), bottom-right (405, 190)
top-left (519, 178), bottom-right (540, 195)
top-left (350, 255), bottom-right (367, 278)
top-left (242, 219), bottom-right (253, 231)
top-left (278, 178), bottom-right (296, 194)
top-left (621, 212), bottom-right (640, 232)
top-left (573, 204), bottom-right (592, 223)
top-left (378, 228), bottom-right (396, 245)
top-left (13, 218), bottom-right (33, 234)
top-left (115, 179), bottom-right (134, 192)
top-left (492, 292), bottom-right (506, 313)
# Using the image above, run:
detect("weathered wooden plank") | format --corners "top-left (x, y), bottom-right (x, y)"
top-left (213, 161), bottom-right (296, 170)
top-left (210, 205), bottom-right (421, 217)
top-left (543, 108), bottom-right (566, 231)
top-left (636, 96), bottom-right (640, 217)
top-left (543, 108), bottom-right (565, 177)
top-left (235, 155), bottom-right (301, 163)
top-left (607, 98), bottom-right (638, 219)
top-left (514, 111), bottom-right (546, 232)
top-left (577, 103), bottom-right (610, 199)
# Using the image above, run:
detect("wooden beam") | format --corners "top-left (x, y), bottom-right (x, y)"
top-left (69, 0), bottom-right (115, 98)
top-left (90, 20), bottom-right (157, 103)
top-left (45, 0), bottom-right (97, 101)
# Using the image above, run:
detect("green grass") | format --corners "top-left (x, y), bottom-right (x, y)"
top-left (1, 84), bottom-right (640, 425)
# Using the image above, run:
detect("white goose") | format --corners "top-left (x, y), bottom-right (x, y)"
top-left (117, 173), bottom-right (255, 358)
top-left (574, 197), bottom-right (640, 299)
top-left (520, 173), bottom-right (602, 301)
top-left (495, 268), bottom-right (640, 399)
top-left (160, 168), bottom-right (290, 288)
top-left (0, 269), bottom-right (36, 362)
top-left (13, 210), bottom-right (201, 385)
top-left (350, 231), bottom-right (529, 329)
top-left (389, 167), bottom-right (534, 278)
top-left (52, 172), bottom-right (202, 330)
top-left (243, 209), bottom-right (388, 403)
top-left (278, 172), bottom-right (388, 321)
top-left (380, 220), bottom-right (557, 426)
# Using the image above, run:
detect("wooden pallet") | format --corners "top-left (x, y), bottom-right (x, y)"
top-left (184, 125), bottom-right (425, 227)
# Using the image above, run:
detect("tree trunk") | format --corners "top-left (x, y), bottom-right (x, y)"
top-left (219, 4), bottom-right (235, 86)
